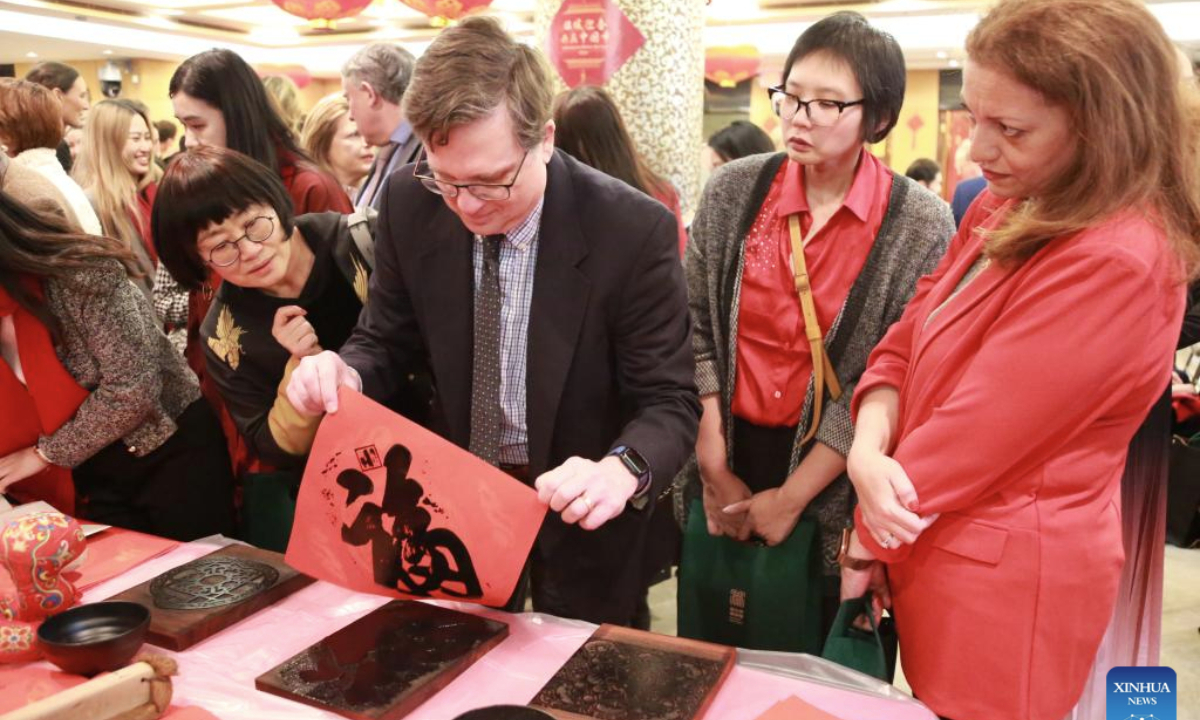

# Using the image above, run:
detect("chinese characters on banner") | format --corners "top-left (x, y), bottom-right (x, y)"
top-left (547, 0), bottom-right (646, 88)
top-left (285, 388), bottom-right (547, 606)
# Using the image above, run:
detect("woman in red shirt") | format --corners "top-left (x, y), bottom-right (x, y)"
top-left (841, 1), bottom-right (1199, 718)
top-left (682, 11), bottom-right (955, 649)
top-left (161, 48), bottom-right (352, 477)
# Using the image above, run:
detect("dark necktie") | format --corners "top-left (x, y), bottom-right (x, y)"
top-left (358, 142), bottom-right (398, 208)
top-left (469, 235), bottom-right (504, 465)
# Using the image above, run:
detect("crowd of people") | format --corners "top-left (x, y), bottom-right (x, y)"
top-left (0, 0), bottom-right (1197, 718)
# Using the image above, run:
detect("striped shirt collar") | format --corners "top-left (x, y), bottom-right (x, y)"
top-left (477, 197), bottom-right (544, 252)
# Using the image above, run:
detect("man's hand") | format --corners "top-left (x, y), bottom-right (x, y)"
top-left (273, 306), bottom-right (322, 358)
top-left (535, 456), bottom-right (638, 531)
top-left (286, 350), bottom-right (363, 416)
top-left (0, 446), bottom-right (49, 493)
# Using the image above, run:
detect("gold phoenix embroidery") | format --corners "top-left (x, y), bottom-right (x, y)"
top-left (352, 255), bottom-right (369, 305)
top-left (207, 304), bottom-right (247, 370)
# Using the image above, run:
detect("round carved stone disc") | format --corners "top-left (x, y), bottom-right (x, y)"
top-left (150, 556), bottom-right (280, 610)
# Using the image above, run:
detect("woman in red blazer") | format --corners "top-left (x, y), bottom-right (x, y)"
top-left (838, 1), bottom-right (1200, 719)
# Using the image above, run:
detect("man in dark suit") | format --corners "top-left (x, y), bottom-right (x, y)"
top-left (341, 43), bottom-right (421, 211)
top-left (288, 17), bottom-right (699, 627)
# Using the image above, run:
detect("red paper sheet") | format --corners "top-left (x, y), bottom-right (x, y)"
top-left (76, 529), bottom-right (180, 592)
top-left (286, 388), bottom-right (547, 607)
top-left (753, 695), bottom-right (849, 720)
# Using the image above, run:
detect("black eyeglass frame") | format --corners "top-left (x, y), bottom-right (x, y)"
top-left (412, 148), bottom-right (531, 201)
top-left (205, 215), bottom-right (276, 268)
top-left (767, 85), bottom-right (865, 124)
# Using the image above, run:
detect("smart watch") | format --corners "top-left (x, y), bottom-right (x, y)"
top-left (609, 445), bottom-right (651, 497)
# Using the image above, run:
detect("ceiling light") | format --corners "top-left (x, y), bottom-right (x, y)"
top-left (949, 59), bottom-right (960, 68)
top-left (26, 51), bottom-right (38, 58)
top-left (248, 25), bottom-right (301, 45)
top-left (936, 50), bottom-right (948, 59)
top-left (102, 49), bottom-right (113, 55)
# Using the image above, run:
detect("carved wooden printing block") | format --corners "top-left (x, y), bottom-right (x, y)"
top-left (107, 544), bottom-right (314, 651)
top-left (530, 624), bottom-right (735, 720)
top-left (255, 600), bottom-right (509, 720)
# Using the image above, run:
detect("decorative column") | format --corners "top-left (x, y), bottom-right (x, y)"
top-left (535, 0), bottom-right (707, 218)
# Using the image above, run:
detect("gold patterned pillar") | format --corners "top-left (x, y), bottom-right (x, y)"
top-left (535, 0), bottom-right (707, 219)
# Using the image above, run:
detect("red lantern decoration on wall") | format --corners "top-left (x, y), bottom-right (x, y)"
top-left (270, 0), bottom-right (374, 29)
top-left (398, 0), bottom-right (495, 23)
top-left (705, 45), bottom-right (761, 88)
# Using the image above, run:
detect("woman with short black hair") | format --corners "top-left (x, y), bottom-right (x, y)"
top-left (155, 147), bottom-right (369, 466)
top-left (154, 146), bottom-right (384, 548)
top-left (681, 11), bottom-right (954, 647)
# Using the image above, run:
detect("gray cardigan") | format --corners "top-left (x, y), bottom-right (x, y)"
top-left (38, 261), bottom-right (201, 468)
top-left (679, 152), bottom-right (955, 574)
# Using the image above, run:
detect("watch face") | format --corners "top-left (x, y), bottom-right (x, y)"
top-left (622, 448), bottom-right (650, 476)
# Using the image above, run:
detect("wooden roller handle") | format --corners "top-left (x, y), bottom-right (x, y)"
top-left (0, 661), bottom-right (168, 720)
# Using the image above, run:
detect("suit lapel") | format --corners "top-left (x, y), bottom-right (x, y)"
top-left (416, 204), bottom-right (475, 448)
top-left (912, 215), bottom-right (1011, 367)
top-left (526, 153), bottom-right (590, 474)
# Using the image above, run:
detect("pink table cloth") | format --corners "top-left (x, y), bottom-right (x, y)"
top-left (5, 538), bottom-right (936, 720)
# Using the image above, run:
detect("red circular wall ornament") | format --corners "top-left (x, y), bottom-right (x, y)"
top-left (270, 0), bottom-right (374, 29)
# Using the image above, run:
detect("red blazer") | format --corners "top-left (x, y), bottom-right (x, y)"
top-left (852, 192), bottom-right (1185, 720)
top-left (278, 150), bottom-right (353, 214)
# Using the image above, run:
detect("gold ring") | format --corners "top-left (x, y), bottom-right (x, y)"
top-left (578, 493), bottom-right (595, 512)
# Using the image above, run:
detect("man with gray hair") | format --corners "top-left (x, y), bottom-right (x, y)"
top-left (342, 43), bottom-right (418, 210)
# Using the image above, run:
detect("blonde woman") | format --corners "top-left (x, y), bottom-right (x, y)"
top-left (262, 75), bottom-right (304, 136)
top-left (72, 99), bottom-right (159, 295)
top-left (300, 94), bottom-right (375, 201)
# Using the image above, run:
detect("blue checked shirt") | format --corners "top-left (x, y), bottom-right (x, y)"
top-left (473, 199), bottom-right (543, 465)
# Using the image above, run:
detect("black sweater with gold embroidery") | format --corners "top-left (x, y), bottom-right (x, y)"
top-left (201, 212), bottom-right (367, 467)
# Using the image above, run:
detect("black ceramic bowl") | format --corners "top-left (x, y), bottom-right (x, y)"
top-left (37, 601), bottom-right (150, 676)
top-left (452, 707), bottom-right (556, 720)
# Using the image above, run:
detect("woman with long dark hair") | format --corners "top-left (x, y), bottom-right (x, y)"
top-left (0, 191), bottom-right (234, 540)
top-left (552, 85), bottom-right (687, 256)
top-left (169, 49), bottom-right (350, 216)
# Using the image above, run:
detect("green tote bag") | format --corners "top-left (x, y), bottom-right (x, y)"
top-left (821, 591), bottom-right (898, 682)
top-left (677, 499), bottom-right (823, 653)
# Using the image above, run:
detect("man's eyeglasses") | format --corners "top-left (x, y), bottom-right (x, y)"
top-left (768, 86), bottom-right (864, 126)
top-left (206, 215), bottom-right (275, 268)
top-left (413, 149), bottom-right (529, 201)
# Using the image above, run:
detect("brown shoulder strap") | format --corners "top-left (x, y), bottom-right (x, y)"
top-left (788, 214), bottom-right (842, 444)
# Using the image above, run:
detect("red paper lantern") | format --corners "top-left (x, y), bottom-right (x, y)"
top-left (270, 0), bottom-right (374, 29)
top-left (398, 0), bottom-right (495, 23)
top-left (705, 45), bottom-right (761, 88)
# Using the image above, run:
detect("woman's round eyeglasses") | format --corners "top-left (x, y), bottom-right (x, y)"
top-left (206, 215), bottom-right (275, 268)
